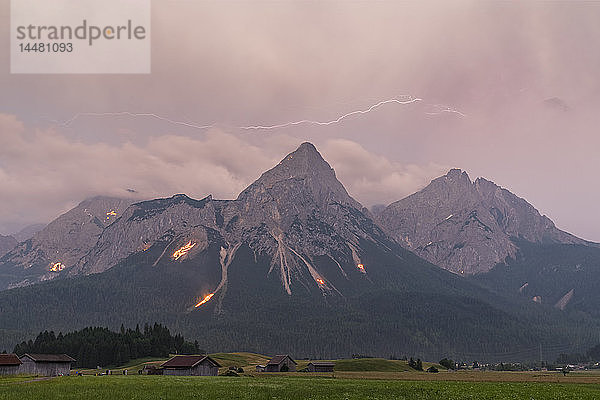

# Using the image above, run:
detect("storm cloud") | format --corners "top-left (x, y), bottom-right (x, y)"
top-left (0, 113), bottom-right (440, 234)
top-left (0, 1), bottom-right (599, 240)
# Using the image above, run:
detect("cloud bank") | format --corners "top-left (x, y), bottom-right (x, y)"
top-left (0, 114), bottom-right (441, 235)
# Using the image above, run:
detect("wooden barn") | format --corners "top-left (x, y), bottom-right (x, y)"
top-left (19, 354), bottom-right (75, 376)
top-left (265, 355), bottom-right (297, 372)
top-left (160, 355), bottom-right (221, 376)
top-left (306, 362), bottom-right (335, 372)
top-left (0, 354), bottom-right (22, 375)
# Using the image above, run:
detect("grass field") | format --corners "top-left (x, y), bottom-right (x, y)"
top-left (2, 374), bottom-right (600, 400)
top-left (4, 354), bottom-right (600, 399)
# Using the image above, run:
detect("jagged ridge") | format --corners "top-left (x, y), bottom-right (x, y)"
top-left (376, 168), bottom-right (590, 274)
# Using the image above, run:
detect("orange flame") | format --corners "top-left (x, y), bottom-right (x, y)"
top-left (49, 262), bottom-right (65, 272)
top-left (316, 278), bottom-right (325, 285)
top-left (357, 263), bottom-right (365, 272)
top-left (106, 210), bottom-right (117, 220)
top-left (172, 241), bottom-right (197, 260)
top-left (194, 293), bottom-right (215, 308)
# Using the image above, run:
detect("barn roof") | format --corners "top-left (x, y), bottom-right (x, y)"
top-left (160, 355), bottom-right (221, 369)
top-left (0, 354), bottom-right (22, 366)
top-left (267, 355), bottom-right (297, 365)
top-left (21, 354), bottom-right (76, 363)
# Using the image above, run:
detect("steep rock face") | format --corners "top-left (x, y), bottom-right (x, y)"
top-left (231, 142), bottom-right (384, 294)
top-left (0, 197), bottom-right (133, 288)
top-left (0, 235), bottom-right (17, 258)
top-left (75, 143), bottom-right (384, 297)
top-left (377, 169), bottom-right (588, 274)
top-left (72, 195), bottom-right (220, 275)
top-left (237, 142), bottom-right (362, 213)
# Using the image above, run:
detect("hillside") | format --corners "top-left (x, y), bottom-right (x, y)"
top-left (472, 240), bottom-right (600, 319)
top-left (1, 143), bottom-right (598, 362)
top-left (1, 234), bottom-right (597, 362)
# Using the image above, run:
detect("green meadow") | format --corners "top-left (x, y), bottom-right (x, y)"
top-left (3, 354), bottom-right (600, 399)
top-left (2, 375), bottom-right (600, 400)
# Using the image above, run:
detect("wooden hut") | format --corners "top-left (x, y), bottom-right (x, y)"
top-left (306, 362), bottom-right (335, 372)
top-left (265, 355), bottom-right (296, 372)
top-left (160, 355), bottom-right (221, 376)
top-left (0, 354), bottom-right (22, 375)
top-left (19, 354), bottom-right (75, 376)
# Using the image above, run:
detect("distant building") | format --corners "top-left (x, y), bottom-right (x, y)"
top-left (306, 362), bottom-right (335, 373)
top-left (160, 355), bottom-right (221, 376)
top-left (0, 354), bottom-right (22, 375)
top-left (265, 355), bottom-right (297, 372)
top-left (140, 364), bottom-right (163, 375)
top-left (19, 354), bottom-right (75, 376)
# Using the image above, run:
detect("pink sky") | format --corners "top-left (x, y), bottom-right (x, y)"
top-left (0, 1), bottom-right (599, 241)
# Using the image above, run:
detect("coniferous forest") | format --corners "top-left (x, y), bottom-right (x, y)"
top-left (13, 323), bottom-right (200, 368)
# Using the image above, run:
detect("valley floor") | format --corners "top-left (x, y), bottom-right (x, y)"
top-left (2, 373), bottom-right (600, 400)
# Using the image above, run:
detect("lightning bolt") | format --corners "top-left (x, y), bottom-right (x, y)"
top-left (52, 95), bottom-right (464, 132)
top-left (60, 111), bottom-right (215, 130)
top-left (239, 95), bottom-right (422, 130)
top-left (424, 104), bottom-right (467, 118)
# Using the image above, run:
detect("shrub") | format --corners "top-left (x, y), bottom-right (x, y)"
top-left (439, 358), bottom-right (455, 370)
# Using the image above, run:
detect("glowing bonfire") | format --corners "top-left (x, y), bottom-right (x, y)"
top-left (49, 262), bottom-right (65, 272)
top-left (172, 241), bottom-right (197, 260)
top-left (194, 293), bottom-right (215, 308)
top-left (357, 263), bottom-right (366, 272)
top-left (316, 278), bottom-right (325, 285)
top-left (106, 210), bottom-right (117, 220)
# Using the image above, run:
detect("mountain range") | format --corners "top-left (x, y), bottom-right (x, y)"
top-left (1, 142), bottom-right (599, 362)
top-left (375, 168), bottom-right (591, 275)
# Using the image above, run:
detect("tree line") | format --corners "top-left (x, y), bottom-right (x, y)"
top-left (556, 343), bottom-right (600, 365)
top-left (13, 323), bottom-right (201, 368)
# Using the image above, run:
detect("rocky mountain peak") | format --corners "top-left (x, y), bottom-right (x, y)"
top-left (377, 170), bottom-right (590, 275)
top-left (422, 169), bottom-right (475, 198)
top-left (446, 168), bottom-right (471, 182)
top-left (237, 142), bottom-right (362, 210)
top-left (0, 196), bottom-right (134, 288)
top-left (63, 143), bottom-right (381, 298)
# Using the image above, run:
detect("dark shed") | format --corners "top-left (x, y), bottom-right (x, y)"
top-left (306, 362), bottom-right (335, 372)
top-left (0, 354), bottom-right (22, 375)
top-left (19, 354), bottom-right (75, 376)
top-left (160, 355), bottom-right (221, 376)
top-left (265, 355), bottom-right (297, 372)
